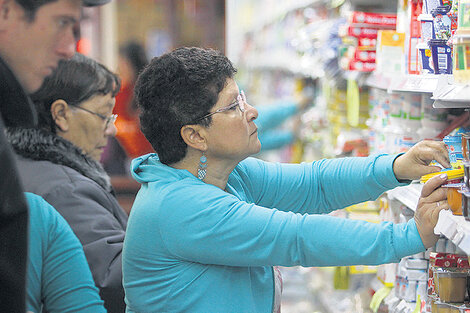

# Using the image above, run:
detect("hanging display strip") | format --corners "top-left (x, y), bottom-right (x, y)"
top-left (386, 183), bottom-right (423, 212)
top-left (388, 74), bottom-right (441, 93)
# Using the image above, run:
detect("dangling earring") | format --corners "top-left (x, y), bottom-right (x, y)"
top-left (197, 152), bottom-right (208, 181)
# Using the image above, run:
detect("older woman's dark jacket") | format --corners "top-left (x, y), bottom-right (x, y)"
top-left (7, 127), bottom-right (128, 313)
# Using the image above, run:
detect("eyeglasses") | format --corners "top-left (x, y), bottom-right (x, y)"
top-left (194, 90), bottom-right (246, 122)
top-left (74, 106), bottom-right (118, 130)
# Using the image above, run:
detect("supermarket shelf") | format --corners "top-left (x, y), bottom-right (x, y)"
top-left (386, 183), bottom-right (422, 212)
top-left (433, 100), bottom-right (470, 108)
top-left (434, 210), bottom-right (470, 255)
top-left (388, 74), bottom-right (441, 93)
top-left (365, 72), bottom-right (440, 93)
top-left (366, 72), bottom-right (470, 107)
top-left (432, 75), bottom-right (470, 108)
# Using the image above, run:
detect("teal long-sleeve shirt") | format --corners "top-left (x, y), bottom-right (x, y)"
top-left (26, 193), bottom-right (106, 313)
top-left (122, 154), bottom-right (425, 313)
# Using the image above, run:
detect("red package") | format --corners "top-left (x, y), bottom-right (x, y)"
top-left (347, 26), bottom-right (379, 39)
top-left (358, 37), bottom-right (377, 48)
top-left (354, 50), bottom-right (376, 62)
top-left (457, 257), bottom-right (470, 268)
top-left (350, 11), bottom-right (397, 28)
top-left (410, 0), bottom-right (422, 38)
top-left (348, 60), bottom-right (376, 72)
top-left (434, 257), bottom-right (457, 268)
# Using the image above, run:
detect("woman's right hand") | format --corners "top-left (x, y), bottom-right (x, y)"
top-left (414, 173), bottom-right (449, 248)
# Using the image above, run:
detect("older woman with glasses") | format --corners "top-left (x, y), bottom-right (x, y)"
top-left (123, 47), bottom-right (450, 313)
top-left (7, 53), bottom-right (128, 313)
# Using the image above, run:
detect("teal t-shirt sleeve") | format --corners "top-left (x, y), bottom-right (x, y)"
top-left (236, 154), bottom-right (407, 214)
top-left (25, 193), bottom-right (106, 313)
top-left (157, 187), bottom-right (425, 267)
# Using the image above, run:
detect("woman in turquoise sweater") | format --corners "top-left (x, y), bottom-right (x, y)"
top-left (123, 47), bottom-right (450, 313)
top-left (25, 193), bottom-right (106, 312)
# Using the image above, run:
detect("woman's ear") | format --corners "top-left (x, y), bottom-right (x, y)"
top-left (50, 99), bottom-right (70, 132)
top-left (181, 125), bottom-right (207, 151)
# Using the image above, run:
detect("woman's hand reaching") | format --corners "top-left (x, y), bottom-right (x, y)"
top-left (393, 140), bottom-right (450, 181)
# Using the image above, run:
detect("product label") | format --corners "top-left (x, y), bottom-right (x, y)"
top-left (438, 53), bottom-right (448, 70)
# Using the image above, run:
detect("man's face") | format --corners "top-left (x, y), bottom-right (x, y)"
top-left (0, 0), bottom-right (81, 93)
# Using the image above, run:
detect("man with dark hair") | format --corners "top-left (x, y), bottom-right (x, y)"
top-left (0, 0), bottom-right (110, 311)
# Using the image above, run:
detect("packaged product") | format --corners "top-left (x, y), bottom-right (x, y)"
top-left (349, 11), bottom-right (397, 28)
top-left (441, 183), bottom-right (464, 215)
top-left (443, 135), bottom-right (464, 168)
top-left (417, 42), bottom-right (435, 73)
top-left (434, 268), bottom-right (468, 303)
top-left (418, 13), bottom-right (435, 41)
top-left (431, 6), bottom-right (458, 40)
top-left (428, 39), bottom-right (453, 73)
top-left (347, 26), bottom-right (379, 38)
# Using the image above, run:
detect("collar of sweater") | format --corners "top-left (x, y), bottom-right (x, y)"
top-left (6, 127), bottom-right (112, 192)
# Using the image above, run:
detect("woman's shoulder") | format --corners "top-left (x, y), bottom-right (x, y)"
top-left (18, 155), bottom-right (110, 195)
top-left (17, 155), bottom-right (81, 186)
top-left (25, 192), bottom-right (70, 237)
top-left (230, 157), bottom-right (269, 180)
top-left (20, 157), bottom-right (126, 220)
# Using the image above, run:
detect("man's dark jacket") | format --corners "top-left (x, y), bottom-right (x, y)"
top-left (0, 55), bottom-right (36, 312)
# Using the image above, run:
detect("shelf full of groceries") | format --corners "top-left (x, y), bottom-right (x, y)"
top-left (383, 130), bottom-right (470, 312)
top-left (227, 0), bottom-right (470, 311)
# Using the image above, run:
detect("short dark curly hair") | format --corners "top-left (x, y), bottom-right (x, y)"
top-left (31, 53), bottom-right (121, 133)
top-left (135, 47), bottom-right (237, 165)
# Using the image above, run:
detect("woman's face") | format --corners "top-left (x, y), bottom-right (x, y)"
top-left (204, 79), bottom-right (261, 162)
top-left (60, 93), bottom-right (117, 161)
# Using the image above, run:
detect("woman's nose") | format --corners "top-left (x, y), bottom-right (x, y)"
top-left (245, 102), bottom-right (258, 121)
top-left (105, 122), bottom-right (118, 137)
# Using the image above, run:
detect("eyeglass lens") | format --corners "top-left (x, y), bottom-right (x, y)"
top-left (239, 91), bottom-right (246, 112)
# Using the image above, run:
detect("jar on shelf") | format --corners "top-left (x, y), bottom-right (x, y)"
top-left (434, 268), bottom-right (468, 303)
